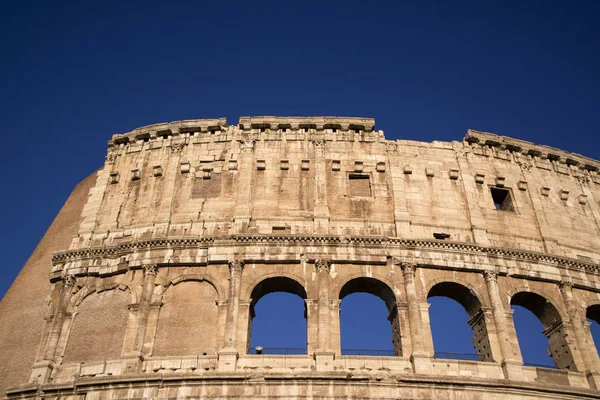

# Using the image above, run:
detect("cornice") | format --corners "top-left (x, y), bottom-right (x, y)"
top-left (465, 129), bottom-right (600, 172)
top-left (51, 235), bottom-right (600, 275)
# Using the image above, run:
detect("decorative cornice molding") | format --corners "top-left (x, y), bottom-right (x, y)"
top-left (51, 235), bottom-right (600, 277)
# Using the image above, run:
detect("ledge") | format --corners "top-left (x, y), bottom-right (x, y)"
top-left (7, 369), bottom-right (600, 399)
top-left (465, 129), bottom-right (600, 171)
top-left (238, 116), bottom-right (376, 132)
top-left (49, 235), bottom-right (600, 283)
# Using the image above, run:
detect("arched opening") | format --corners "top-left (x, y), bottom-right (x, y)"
top-left (586, 305), bottom-right (600, 356)
top-left (427, 282), bottom-right (489, 361)
top-left (511, 291), bottom-right (575, 370)
top-left (248, 277), bottom-right (307, 355)
top-left (339, 277), bottom-right (399, 356)
top-left (63, 289), bottom-right (129, 363)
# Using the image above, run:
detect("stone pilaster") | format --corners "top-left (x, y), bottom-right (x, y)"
top-left (218, 259), bottom-right (244, 371)
top-left (482, 269), bottom-right (523, 379)
top-left (30, 275), bottom-right (76, 383)
top-left (314, 259), bottom-right (335, 371)
top-left (400, 262), bottom-right (423, 355)
top-left (42, 274), bottom-right (75, 362)
top-left (233, 139), bottom-right (255, 233)
top-left (329, 299), bottom-right (342, 355)
top-left (130, 264), bottom-right (158, 357)
top-left (313, 140), bottom-right (330, 232)
top-left (399, 261), bottom-right (433, 374)
top-left (558, 279), bottom-right (600, 387)
top-left (315, 259), bottom-right (332, 352)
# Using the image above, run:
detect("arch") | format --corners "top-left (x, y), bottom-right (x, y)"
top-left (585, 304), bottom-right (600, 357)
top-left (587, 304), bottom-right (600, 324)
top-left (339, 277), bottom-right (397, 311)
top-left (423, 276), bottom-right (489, 310)
top-left (428, 282), bottom-right (482, 317)
top-left (153, 280), bottom-right (220, 356)
top-left (63, 286), bottom-right (130, 363)
top-left (162, 273), bottom-right (225, 301)
top-left (247, 276), bottom-right (308, 354)
top-left (338, 277), bottom-right (400, 356)
top-left (67, 282), bottom-right (135, 314)
top-left (242, 272), bottom-right (311, 302)
top-left (511, 292), bottom-right (562, 331)
top-left (249, 275), bottom-right (308, 306)
top-left (510, 291), bottom-right (575, 370)
top-left (334, 273), bottom-right (399, 308)
top-left (427, 281), bottom-right (490, 361)
top-left (505, 285), bottom-right (567, 321)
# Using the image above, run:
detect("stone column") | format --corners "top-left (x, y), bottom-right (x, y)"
top-left (218, 259), bottom-right (244, 371)
top-left (483, 269), bottom-right (522, 379)
top-left (559, 280), bottom-right (600, 388)
top-left (314, 259), bottom-right (335, 371)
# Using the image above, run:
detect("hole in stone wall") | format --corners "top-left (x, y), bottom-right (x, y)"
top-left (490, 187), bottom-right (514, 211)
top-left (272, 226), bottom-right (291, 234)
top-left (348, 174), bottom-right (371, 197)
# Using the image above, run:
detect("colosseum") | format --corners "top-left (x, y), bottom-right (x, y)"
top-left (2, 116), bottom-right (600, 399)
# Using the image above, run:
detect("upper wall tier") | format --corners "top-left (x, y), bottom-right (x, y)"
top-left (73, 117), bottom-right (600, 264)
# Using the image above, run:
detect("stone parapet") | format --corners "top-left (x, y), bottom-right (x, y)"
top-left (466, 129), bottom-right (600, 172)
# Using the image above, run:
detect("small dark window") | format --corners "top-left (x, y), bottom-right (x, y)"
top-left (490, 187), bottom-right (514, 211)
top-left (260, 128), bottom-right (266, 132)
top-left (349, 174), bottom-right (371, 197)
top-left (272, 226), bottom-right (291, 234)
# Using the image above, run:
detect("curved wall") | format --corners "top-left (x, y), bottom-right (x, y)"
top-left (3, 116), bottom-right (600, 399)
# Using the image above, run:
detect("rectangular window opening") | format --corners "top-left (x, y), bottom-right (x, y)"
top-left (490, 187), bottom-right (514, 211)
top-left (348, 174), bottom-right (371, 197)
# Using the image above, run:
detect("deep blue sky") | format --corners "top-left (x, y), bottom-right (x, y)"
top-left (1, 1), bottom-right (599, 366)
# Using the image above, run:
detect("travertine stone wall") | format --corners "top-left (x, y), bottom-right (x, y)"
top-left (3, 116), bottom-right (600, 399)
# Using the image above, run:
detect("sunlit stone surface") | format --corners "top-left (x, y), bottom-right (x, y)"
top-left (2, 116), bottom-right (600, 399)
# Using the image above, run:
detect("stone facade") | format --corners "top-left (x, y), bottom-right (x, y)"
top-left (2, 116), bottom-right (600, 399)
